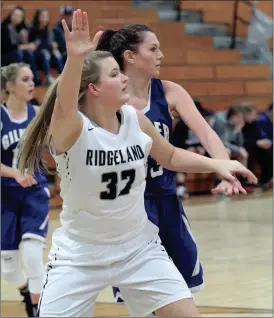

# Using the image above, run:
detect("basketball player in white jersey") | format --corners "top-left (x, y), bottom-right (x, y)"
top-left (18, 10), bottom-right (257, 317)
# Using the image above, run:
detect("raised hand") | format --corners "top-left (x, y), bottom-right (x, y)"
top-left (62, 9), bottom-right (103, 58)
top-left (214, 160), bottom-right (257, 188)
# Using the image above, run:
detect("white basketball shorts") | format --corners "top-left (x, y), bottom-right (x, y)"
top-left (38, 222), bottom-right (192, 317)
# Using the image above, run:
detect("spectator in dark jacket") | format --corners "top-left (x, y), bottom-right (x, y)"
top-left (257, 102), bottom-right (273, 144)
top-left (185, 99), bottom-right (214, 155)
top-left (242, 103), bottom-right (272, 189)
top-left (1, 6), bottom-right (41, 84)
top-left (53, 5), bottom-right (73, 63)
top-left (241, 103), bottom-right (260, 153)
top-left (29, 9), bottom-right (64, 84)
top-left (172, 99), bottom-right (213, 152)
top-left (250, 102), bottom-right (273, 189)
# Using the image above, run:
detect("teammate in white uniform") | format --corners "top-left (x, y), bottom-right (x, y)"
top-left (18, 10), bottom-right (257, 317)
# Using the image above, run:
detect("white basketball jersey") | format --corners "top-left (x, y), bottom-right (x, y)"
top-left (53, 105), bottom-right (153, 244)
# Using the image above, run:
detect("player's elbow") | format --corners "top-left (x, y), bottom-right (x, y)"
top-left (160, 147), bottom-right (176, 172)
top-left (149, 145), bottom-right (175, 172)
top-left (168, 147), bottom-right (180, 172)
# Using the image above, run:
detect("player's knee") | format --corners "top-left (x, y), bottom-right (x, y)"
top-left (1, 251), bottom-right (19, 274)
top-left (1, 251), bottom-right (27, 286)
top-left (155, 298), bottom-right (200, 317)
top-left (21, 239), bottom-right (45, 294)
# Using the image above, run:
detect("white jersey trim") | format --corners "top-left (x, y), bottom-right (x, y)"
top-left (141, 81), bottom-right (151, 115)
top-left (1, 103), bottom-right (28, 124)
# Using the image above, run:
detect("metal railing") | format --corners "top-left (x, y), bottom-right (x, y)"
top-left (230, 0), bottom-right (255, 49)
top-left (174, 0), bottom-right (182, 21)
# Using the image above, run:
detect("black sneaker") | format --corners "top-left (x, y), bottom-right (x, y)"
top-left (19, 285), bottom-right (33, 317)
top-left (32, 303), bottom-right (38, 317)
top-left (117, 297), bottom-right (124, 303)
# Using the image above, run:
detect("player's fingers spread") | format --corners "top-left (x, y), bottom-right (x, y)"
top-left (220, 186), bottom-right (226, 193)
top-left (233, 186), bottom-right (239, 194)
top-left (211, 187), bottom-right (219, 194)
top-left (212, 184), bottom-right (222, 193)
top-left (226, 187), bottom-right (232, 196)
top-left (72, 10), bottom-right (77, 32)
top-left (234, 162), bottom-right (257, 184)
top-left (75, 10), bottom-right (79, 30)
top-left (247, 171), bottom-right (258, 184)
top-left (92, 31), bottom-right (104, 46)
top-left (77, 9), bottom-right (83, 31)
top-left (224, 172), bottom-right (236, 182)
top-left (82, 11), bottom-right (88, 31)
top-left (238, 185), bottom-right (247, 194)
top-left (240, 169), bottom-right (257, 184)
top-left (62, 19), bottom-right (70, 37)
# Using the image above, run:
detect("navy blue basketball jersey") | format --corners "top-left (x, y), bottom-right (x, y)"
top-left (1, 103), bottom-right (47, 187)
top-left (142, 79), bottom-right (176, 196)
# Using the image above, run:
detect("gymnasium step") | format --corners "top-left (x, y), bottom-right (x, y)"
top-left (184, 22), bottom-right (229, 37)
top-left (213, 36), bottom-right (272, 65)
top-left (213, 36), bottom-right (247, 50)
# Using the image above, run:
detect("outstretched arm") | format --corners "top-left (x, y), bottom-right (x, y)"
top-left (163, 80), bottom-right (245, 195)
top-left (163, 81), bottom-right (229, 160)
top-left (137, 111), bottom-right (257, 186)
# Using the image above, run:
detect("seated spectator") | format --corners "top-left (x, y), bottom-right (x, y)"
top-left (1, 6), bottom-right (41, 84)
top-left (29, 9), bottom-right (64, 84)
top-left (211, 104), bottom-right (248, 165)
top-left (241, 103), bottom-right (260, 153)
top-left (212, 104), bottom-right (255, 192)
top-left (53, 5), bottom-right (73, 63)
top-left (172, 99), bottom-right (213, 152)
top-left (257, 102), bottom-right (273, 145)
top-left (243, 104), bottom-right (273, 190)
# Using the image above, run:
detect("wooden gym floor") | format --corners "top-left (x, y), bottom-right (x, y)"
top-left (1, 190), bottom-right (272, 317)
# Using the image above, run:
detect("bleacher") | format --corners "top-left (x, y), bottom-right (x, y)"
top-left (2, 0), bottom-right (273, 198)
top-left (3, 0), bottom-right (271, 110)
